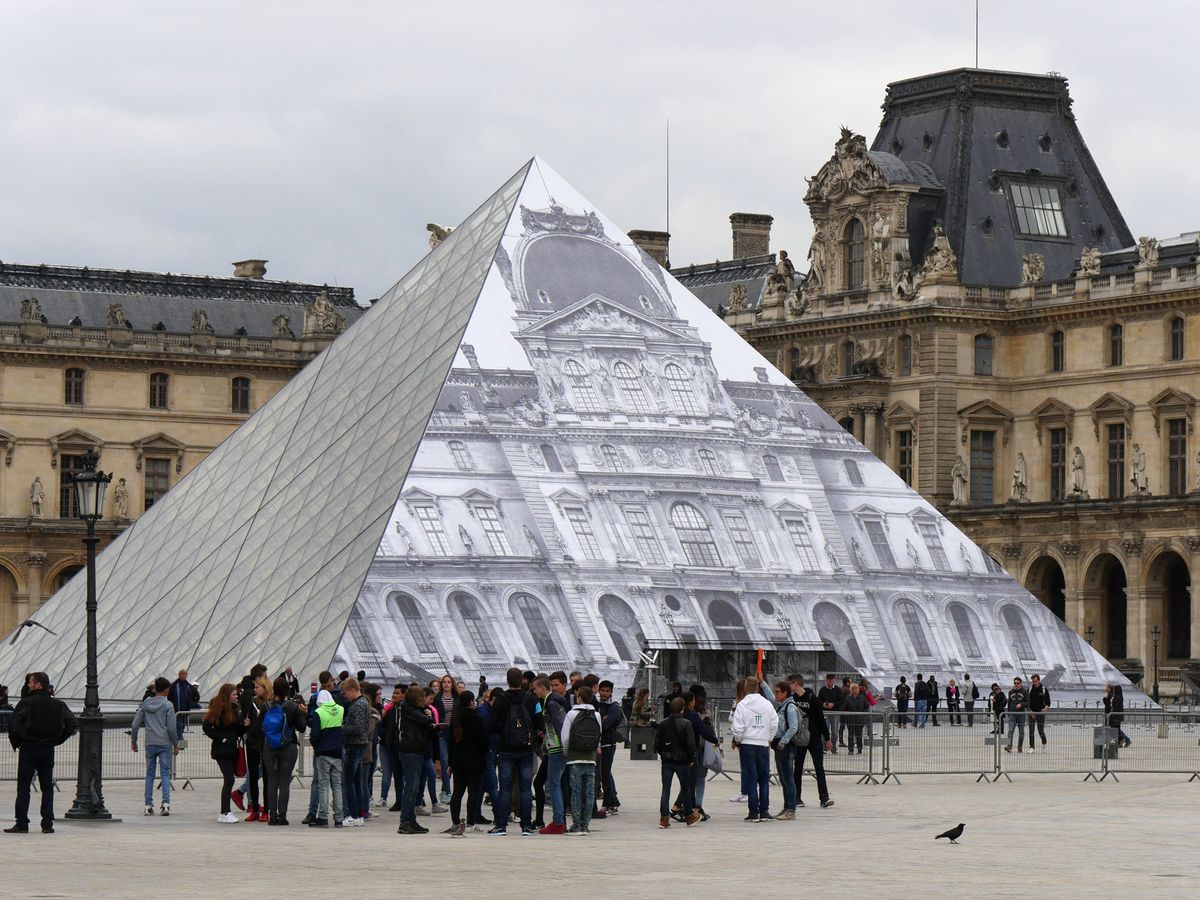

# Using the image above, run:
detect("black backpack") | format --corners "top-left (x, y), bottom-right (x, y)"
top-left (568, 709), bottom-right (601, 754)
top-left (654, 715), bottom-right (688, 764)
top-left (501, 691), bottom-right (534, 750)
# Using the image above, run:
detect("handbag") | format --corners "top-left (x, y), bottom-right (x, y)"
top-left (234, 742), bottom-right (247, 778)
top-left (701, 740), bottom-right (723, 774)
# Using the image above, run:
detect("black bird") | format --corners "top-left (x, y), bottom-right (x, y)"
top-left (8, 619), bottom-right (58, 646)
top-left (936, 823), bottom-right (965, 844)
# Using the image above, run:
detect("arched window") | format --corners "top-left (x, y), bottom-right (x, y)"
top-left (613, 361), bottom-right (652, 414)
top-left (231, 376), bottom-right (251, 413)
top-left (347, 607), bottom-right (378, 655)
top-left (974, 334), bottom-right (993, 375)
top-left (841, 340), bottom-right (856, 377)
top-left (663, 364), bottom-right (701, 415)
top-left (708, 598), bottom-right (751, 643)
top-left (390, 592), bottom-right (437, 654)
top-left (896, 599), bottom-right (931, 657)
top-left (842, 218), bottom-right (865, 290)
top-left (949, 603), bottom-right (982, 658)
top-left (599, 595), bottom-right (646, 662)
top-left (1002, 606), bottom-right (1036, 660)
top-left (1108, 323), bottom-right (1124, 367)
top-left (540, 444), bottom-right (562, 472)
top-left (1170, 316), bottom-right (1186, 361)
top-left (448, 440), bottom-right (474, 471)
top-left (1050, 330), bottom-right (1065, 372)
top-left (839, 416), bottom-right (855, 434)
top-left (453, 593), bottom-right (496, 655)
top-left (149, 372), bottom-right (170, 409)
top-left (563, 359), bottom-right (602, 412)
top-left (64, 368), bottom-right (85, 406)
top-left (763, 454), bottom-right (784, 481)
top-left (698, 449), bottom-right (720, 477)
top-left (602, 445), bottom-right (623, 472)
top-left (512, 593), bottom-right (559, 656)
top-left (898, 335), bottom-right (912, 376)
top-left (671, 502), bottom-right (722, 567)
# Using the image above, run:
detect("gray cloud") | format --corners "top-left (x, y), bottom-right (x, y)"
top-left (1, 2), bottom-right (1195, 303)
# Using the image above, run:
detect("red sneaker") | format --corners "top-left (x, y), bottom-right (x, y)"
top-left (231, 790), bottom-right (245, 812)
top-left (259, 809), bottom-right (270, 822)
top-left (245, 810), bottom-right (260, 822)
top-left (538, 822), bottom-right (567, 835)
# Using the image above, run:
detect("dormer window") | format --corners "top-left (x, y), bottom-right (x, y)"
top-left (842, 219), bottom-right (865, 289)
top-left (1008, 182), bottom-right (1067, 238)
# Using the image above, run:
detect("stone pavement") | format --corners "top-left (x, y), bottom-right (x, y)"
top-left (1, 755), bottom-right (1196, 898)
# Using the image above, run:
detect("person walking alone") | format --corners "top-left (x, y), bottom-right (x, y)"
top-left (6, 672), bottom-right (76, 834)
top-left (201, 684), bottom-right (244, 823)
top-left (130, 676), bottom-right (179, 816)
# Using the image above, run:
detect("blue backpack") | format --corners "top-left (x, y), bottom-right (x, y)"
top-left (263, 703), bottom-right (292, 750)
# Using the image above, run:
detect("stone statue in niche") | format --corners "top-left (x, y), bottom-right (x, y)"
top-left (825, 541), bottom-right (843, 573)
top-left (905, 539), bottom-right (921, 568)
top-left (1020, 254), bottom-right (1045, 285)
top-left (113, 477), bottom-right (130, 519)
top-left (951, 455), bottom-right (968, 505)
top-left (871, 212), bottom-right (891, 278)
top-left (959, 544), bottom-right (974, 572)
top-left (426, 223), bottom-right (454, 249)
top-left (458, 525), bottom-right (475, 555)
top-left (1079, 246), bottom-right (1102, 276)
top-left (920, 224), bottom-right (957, 281)
top-left (19, 298), bottom-right (44, 323)
top-left (849, 537), bottom-right (866, 570)
top-left (1011, 452), bottom-right (1029, 501)
top-left (1137, 236), bottom-right (1159, 269)
top-left (806, 223), bottom-right (828, 290)
top-left (774, 250), bottom-right (796, 293)
top-left (1071, 446), bottom-right (1088, 497)
top-left (523, 525), bottom-right (544, 558)
top-left (1130, 443), bottom-right (1149, 494)
top-left (458, 390), bottom-right (476, 414)
top-left (29, 477), bottom-right (44, 518)
top-left (394, 522), bottom-right (413, 555)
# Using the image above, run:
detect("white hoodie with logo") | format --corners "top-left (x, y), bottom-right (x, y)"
top-left (730, 691), bottom-right (776, 746)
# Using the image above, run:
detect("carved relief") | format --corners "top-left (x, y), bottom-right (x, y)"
top-left (1020, 253), bottom-right (1045, 285)
top-left (1079, 246), bottom-right (1102, 275)
top-left (1136, 236), bottom-right (1160, 269)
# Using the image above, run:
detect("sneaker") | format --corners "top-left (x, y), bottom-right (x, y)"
top-left (230, 789), bottom-right (245, 812)
top-left (532, 819), bottom-right (546, 829)
top-left (218, 812), bottom-right (238, 824)
top-left (1017, 748), bottom-right (1023, 753)
top-left (730, 793), bottom-right (747, 803)
top-left (439, 790), bottom-right (452, 804)
top-left (160, 803), bottom-right (170, 817)
top-left (520, 825), bottom-right (535, 836)
top-left (566, 824), bottom-right (584, 836)
top-left (669, 811), bottom-right (684, 823)
top-left (605, 806), bottom-right (620, 816)
top-left (430, 805), bottom-right (449, 815)
top-left (591, 808), bottom-right (607, 819)
top-left (397, 822), bottom-right (420, 835)
top-left (778, 809), bottom-right (796, 821)
top-left (245, 810), bottom-right (260, 823)
top-left (415, 806), bottom-right (430, 817)
top-left (41, 825), bottom-right (53, 834)
top-left (1004, 745), bottom-right (1012, 753)
top-left (4, 825), bottom-right (28, 834)
top-left (308, 818), bottom-right (329, 828)
top-left (658, 816), bottom-right (670, 829)
top-left (350, 817), bottom-right (366, 827)
top-left (820, 799), bottom-right (835, 809)
top-left (374, 798), bottom-right (387, 808)
top-left (388, 801), bottom-right (403, 812)
top-left (301, 813), bottom-right (316, 825)
top-left (487, 826), bottom-right (508, 836)
top-left (259, 810), bottom-right (270, 823)
top-left (685, 812), bottom-right (701, 827)
top-left (144, 805), bottom-right (155, 816)
top-left (744, 813), bottom-right (759, 823)
top-left (334, 820), bottom-right (344, 828)
top-left (699, 810), bottom-right (710, 822)
top-left (411, 822), bottom-right (429, 834)
top-left (796, 799), bottom-right (806, 808)
top-left (539, 822), bottom-right (566, 835)
top-left (343, 816), bottom-right (359, 827)
top-left (759, 812), bottom-right (775, 822)
top-left (363, 810), bottom-right (375, 820)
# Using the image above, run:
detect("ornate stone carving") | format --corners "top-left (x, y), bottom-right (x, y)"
top-left (1136, 236), bottom-right (1159, 269)
top-left (1184, 536), bottom-right (1200, 553)
top-left (29, 477), bottom-right (44, 518)
top-left (1010, 452), bottom-right (1029, 501)
top-left (950, 454), bottom-right (968, 506)
top-left (1130, 443), bottom-right (1149, 494)
top-left (920, 225), bottom-right (957, 282)
top-left (892, 266), bottom-right (922, 301)
top-left (190, 308), bottom-right (214, 334)
top-left (561, 307), bottom-right (640, 335)
top-left (905, 539), bottom-right (921, 568)
top-left (272, 314), bottom-right (294, 338)
top-left (106, 303), bottom-right (127, 328)
top-left (871, 212), bottom-right (891, 280)
top-left (304, 291), bottom-right (346, 335)
top-left (26, 552), bottom-right (47, 568)
top-left (458, 525), bottom-right (475, 555)
top-left (804, 128), bottom-right (881, 203)
top-left (734, 406), bottom-right (778, 436)
top-left (19, 298), bottom-right (44, 323)
top-left (1060, 541), bottom-right (1081, 557)
top-left (1079, 246), bottom-right (1102, 275)
top-left (1120, 537), bottom-right (1143, 556)
top-left (426, 223), bottom-right (454, 249)
top-left (1020, 253), bottom-right (1045, 284)
top-left (805, 222), bottom-right (829, 291)
top-left (523, 525), bottom-right (544, 558)
top-left (727, 284), bottom-right (747, 312)
top-left (825, 541), bottom-right (843, 573)
top-left (112, 477), bottom-right (129, 519)
top-left (1001, 543), bottom-right (1022, 560)
top-left (959, 544), bottom-right (974, 571)
top-left (511, 396), bottom-right (548, 427)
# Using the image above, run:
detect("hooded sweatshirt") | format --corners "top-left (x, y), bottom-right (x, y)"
top-left (730, 690), bottom-right (776, 746)
top-left (310, 690), bottom-right (345, 757)
top-left (131, 694), bottom-right (179, 750)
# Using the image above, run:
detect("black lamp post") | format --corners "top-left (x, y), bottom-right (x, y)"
top-left (64, 449), bottom-right (114, 821)
top-left (1085, 625), bottom-right (1095, 647)
top-left (1151, 625), bottom-right (1161, 704)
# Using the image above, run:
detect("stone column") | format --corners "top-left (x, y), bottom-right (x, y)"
top-left (1123, 541), bottom-right (1145, 664)
top-left (26, 553), bottom-right (46, 610)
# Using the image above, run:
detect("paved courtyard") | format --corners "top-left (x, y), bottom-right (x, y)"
top-left (0, 748), bottom-right (1196, 899)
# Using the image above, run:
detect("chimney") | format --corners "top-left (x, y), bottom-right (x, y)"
top-left (730, 213), bottom-right (773, 258)
top-left (232, 259), bottom-right (268, 280)
top-left (628, 230), bottom-right (671, 268)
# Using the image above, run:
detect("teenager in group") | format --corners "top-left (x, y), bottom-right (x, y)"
top-left (340, 677), bottom-right (370, 825)
top-left (560, 684), bottom-right (603, 835)
top-left (1027, 673), bottom-right (1051, 751)
top-left (473, 688), bottom-right (499, 826)
top-left (130, 676), bottom-right (179, 817)
top-left (962, 673), bottom-right (980, 726)
top-left (202, 684), bottom-right (245, 823)
top-left (396, 686), bottom-right (434, 835)
top-left (728, 678), bottom-right (749, 803)
top-left (594, 680), bottom-right (625, 816)
top-left (677, 690), bottom-right (718, 821)
top-left (788, 674), bottom-right (834, 809)
top-left (769, 681), bottom-right (801, 820)
top-left (487, 667), bottom-right (539, 836)
top-left (260, 675), bottom-right (307, 826)
top-left (630, 687), bottom-right (655, 726)
top-left (432, 674), bottom-right (459, 804)
top-left (240, 675), bottom-right (272, 823)
top-left (731, 675), bottom-right (775, 822)
top-left (533, 674), bottom-right (570, 835)
top-left (1004, 676), bottom-right (1029, 753)
top-left (307, 689), bottom-right (344, 828)
top-left (655, 697), bottom-right (700, 829)
top-left (841, 681), bottom-right (868, 754)
top-left (361, 682), bottom-right (383, 815)
top-left (989, 682), bottom-right (1007, 735)
top-left (377, 684), bottom-right (404, 810)
top-left (416, 687), bottom-right (445, 815)
top-left (444, 690), bottom-right (488, 836)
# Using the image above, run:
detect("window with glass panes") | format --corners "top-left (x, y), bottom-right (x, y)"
top-left (1108, 324), bottom-right (1123, 367)
top-left (974, 334), bottom-right (993, 375)
top-left (844, 459), bottom-right (864, 486)
top-left (514, 594), bottom-right (558, 655)
top-left (65, 368), bottom-right (85, 405)
top-left (613, 361), bottom-right (652, 414)
top-left (950, 604), bottom-right (982, 658)
top-left (722, 512), bottom-right (761, 568)
top-left (454, 594), bottom-right (495, 654)
top-left (663, 364), bottom-right (701, 415)
top-left (918, 521), bottom-right (950, 570)
top-left (449, 440), bottom-right (474, 471)
top-left (393, 594), bottom-right (437, 654)
top-left (896, 430), bottom-right (913, 485)
top-left (1106, 423), bottom-right (1126, 499)
top-left (143, 458), bottom-right (170, 511)
top-left (897, 600), bottom-right (931, 656)
top-left (1050, 330), bottom-right (1065, 372)
top-left (149, 372), bottom-right (169, 409)
top-left (348, 609), bottom-right (378, 654)
top-left (231, 377), bottom-right (250, 413)
top-left (58, 453), bottom-right (86, 519)
top-left (1003, 607), bottom-right (1035, 659)
top-left (414, 505), bottom-right (451, 555)
top-left (1049, 427), bottom-right (1067, 501)
top-left (1170, 317), bottom-right (1185, 361)
top-left (842, 218), bottom-right (865, 289)
top-left (763, 455), bottom-right (784, 481)
top-left (622, 506), bottom-right (663, 563)
top-left (969, 430), bottom-right (994, 504)
top-left (564, 506), bottom-right (601, 559)
top-left (783, 518), bottom-right (819, 569)
top-left (864, 519), bottom-right (896, 568)
top-left (602, 445), bottom-right (623, 471)
top-left (475, 505), bottom-right (512, 555)
top-left (671, 503), bottom-right (722, 567)
top-left (698, 449), bottom-right (720, 477)
top-left (898, 335), bottom-right (912, 375)
top-left (564, 359), bottom-right (602, 412)
top-left (1168, 418), bottom-right (1188, 496)
top-left (1008, 182), bottom-right (1067, 237)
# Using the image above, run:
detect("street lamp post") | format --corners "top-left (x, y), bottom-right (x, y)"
top-left (1085, 625), bottom-right (1095, 647)
top-left (1151, 625), bottom-right (1161, 704)
top-left (64, 449), bottom-right (114, 821)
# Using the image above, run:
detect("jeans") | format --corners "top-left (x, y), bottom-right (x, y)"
top-left (739, 744), bottom-right (770, 817)
top-left (15, 744), bottom-right (55, 829)
top-left (438, 731), bottom-right (452, 794)
top-left (343, 746), bottom-right (364, 817)
top-left (848, 725), bottom-right (864, 753)
top-left (545, 752), bottom-right (567, 825)
top-left (568, 763), bottom-right (595, 830)
top-left (1028, 713), bottom-right (1047, 745)
top-left (660, 763), bottom-right (692, 818)
top-left (175, 713), bottom-right (188, 743)
top-left (965, 701), bottom-right (976, 726)
top-left (774, 744), bottom-right (797, 811)
top-left (825, 714), bottom-right (838, 751)
top-left (1007, 715), bottom-right (1026, 749)
top-left (398, 752), bottom-right (423, 825)
top-left (693, 758), bottom-right (707, 809)
top-left (379, 746), bottom-right (399, 802)
top-left (599, 744), bottom-right (619, 808)
top-left (314, 754), bottom-right (343, 823)
top-left (495, 752), bottom-right (533, 829)
top-left (795, 741), bottom-right (829, 804)
top-left (263, 743), bottom-right (298, 818)
top-left (896, 700), bottom-right (909, 727)
top-left (914, 698), bottom-right (928, 727)
top-left (143, 744), bottom-right (172, 806)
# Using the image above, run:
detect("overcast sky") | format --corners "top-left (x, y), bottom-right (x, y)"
top-left (3, 2), bottom-right (1197, 304)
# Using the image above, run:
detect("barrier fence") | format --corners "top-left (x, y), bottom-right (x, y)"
top-left (2, 708), bottom-right (1197, 792)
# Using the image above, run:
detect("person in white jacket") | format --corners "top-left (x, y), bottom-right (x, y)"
top-left (730, 676), bottom-right (777, 822)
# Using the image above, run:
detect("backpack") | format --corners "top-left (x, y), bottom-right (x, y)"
top-left (568, 710), bottom-right (601, 754)
top-left (501, 691), bottom-right (534, 750)
top-left (263, 703), bottom-right (292, 751)
top-left (786, 698), bottom-right (810, 747)
top-left (653, 716), bottom-right (689, 764)
top-left (612, 707), bottom-right (630, 744)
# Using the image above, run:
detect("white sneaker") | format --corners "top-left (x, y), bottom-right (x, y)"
top-left (374, 798), bottom-right (387, 808)
top-left (218, 812), bottom-right (238, 824)
top-left (730, 794), bottom-right (747, 803)
top-left (343, 816), bottom-right (359, 826)
top-left (145, 805), bottom-right (155, 816)
top-left (160, 803), bottom-right (170, 817)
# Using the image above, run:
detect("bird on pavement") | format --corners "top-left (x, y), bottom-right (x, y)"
top-left (935, 823), bottom-right (965, 844)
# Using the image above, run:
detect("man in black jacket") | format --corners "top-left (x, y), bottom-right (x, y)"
top-left (1026, 674), bottom-right (1051, 751)
top-left (788, 674), bottom-right (834, 809)
top-left (6, 672), bottom-right (77, 833)
top-left (816, 674), bottom-right (844, 754)
top-left (396, 686), bottom-right (433, 834)
top-left (962, 674), bottom-right (979, 727)
top-left (487, 667), bottom-right (540, 836)
top-left (655, 698), bottom-right (700, 828)
top-left (1004, 677), bottom-right (1029, 752)
top-left (168, 669), bottom-right (199, 742)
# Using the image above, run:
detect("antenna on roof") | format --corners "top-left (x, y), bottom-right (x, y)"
top-left (975, 0), bottom-right (980, 68)
top-left (665, 118), bottom-right (671, 236)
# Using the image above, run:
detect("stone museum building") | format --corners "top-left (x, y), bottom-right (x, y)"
top-left (669, 68), bottom-right (1200, 692)
top-left (0, 260), bottom-right (359, 633)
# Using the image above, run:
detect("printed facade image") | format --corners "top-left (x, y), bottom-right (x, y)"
top-left (337, 162), bottom-right (1124, 702)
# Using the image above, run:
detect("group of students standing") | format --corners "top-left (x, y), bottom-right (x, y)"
top-left (892, 673), bottom-right (982, 727)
